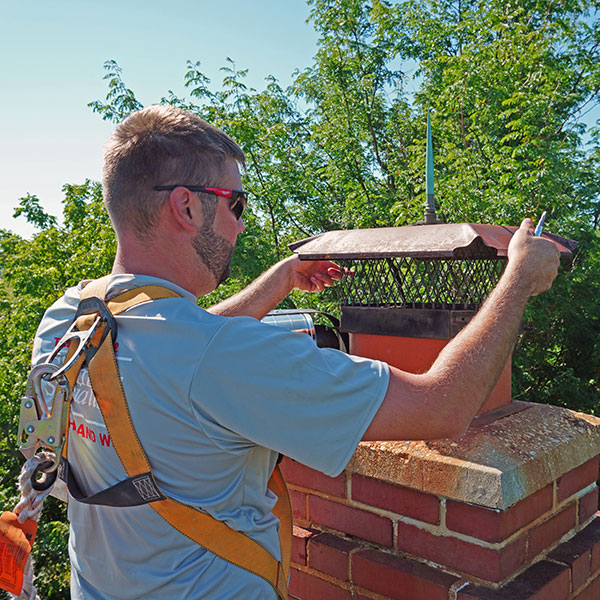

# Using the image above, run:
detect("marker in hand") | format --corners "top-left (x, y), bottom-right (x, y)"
top-left (534, 211), bottom-right (547, 237)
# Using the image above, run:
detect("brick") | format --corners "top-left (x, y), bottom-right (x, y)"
top-left (575, 518), bottom-right (600, 574)
top-left (307, 532), bottom-right (359, 582)
top-left (292, 526), bottom-right (315, 566)
top-left (565, 518), bottom-right (600, 553)
top-left (457, 560), bottom-right (569, 600)
top-left (281, 458), bottom-right (346, 498)
top-left (573, 575), bottom-right (600, 600)
top-left (288, 567), bottom-right (351, 600)
top-left (579, 487), bottom-right (599, 525)
top-left (557, 457), bottom-right (600, 503)
top-left (352, 549), bottom-right (459, 600)
top-left (396, 520), bottom-right (526, 582)
top-left (528, 503), bottom-right (577, 559)
top-left (351, 474), bottom-right (440, 524)
top-left (290, 489), bottom-right (307, 522)
top-left (308, 496), bottom-right (393, 547)
top-left (547, 519), bottom-right (600, 581)
top-left (548, 535), bottom-right (591, 592)
top-left (446, 485), bottom-right (553, 543)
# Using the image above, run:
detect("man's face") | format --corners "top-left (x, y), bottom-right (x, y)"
top-left (191, 159), bottom-right (245, 286)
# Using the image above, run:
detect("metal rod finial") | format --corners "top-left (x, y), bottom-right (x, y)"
top-left (424, 108), bottom-right (439, 224)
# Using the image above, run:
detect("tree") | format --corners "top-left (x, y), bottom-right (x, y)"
top-left (294, 0), bottom-right (424, 227)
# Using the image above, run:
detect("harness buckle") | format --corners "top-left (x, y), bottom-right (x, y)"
top-left (18, 363), bottom-right (71, 474)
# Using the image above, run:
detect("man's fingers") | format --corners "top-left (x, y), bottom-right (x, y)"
top-left (295, 260), bottom-right (350, 293)
top-left (521, 218), bottom-right (534, 232)
top-left (311, 272), bottom-right (334, 287)
top-left (310, 276), bottom-right (325, 291)
top-left (506, 216), bottom-right (561, 297)
top-left (326, 266), bottom-right (342, 280)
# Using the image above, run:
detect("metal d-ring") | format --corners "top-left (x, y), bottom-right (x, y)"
top-left (30, 458), bottom-right (59, 491)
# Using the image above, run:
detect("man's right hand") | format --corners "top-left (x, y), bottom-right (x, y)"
top-left (507, 218), bottom-right (561, 297)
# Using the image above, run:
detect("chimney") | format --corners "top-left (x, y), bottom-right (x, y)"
top-left (284, 225), bottom-right (600, 600)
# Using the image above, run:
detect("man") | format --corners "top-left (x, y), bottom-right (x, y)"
top-left (32, 105), bottom-right (560, 599)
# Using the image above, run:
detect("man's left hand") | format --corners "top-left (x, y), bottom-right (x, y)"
top-left (286, 256), bottom-right (344, 293)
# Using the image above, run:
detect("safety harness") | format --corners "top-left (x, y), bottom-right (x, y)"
top-left (16, 277), bottom-right (292, 599)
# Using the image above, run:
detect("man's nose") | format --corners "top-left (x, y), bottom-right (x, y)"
top-left (237, 217), bottom-right (246, 234)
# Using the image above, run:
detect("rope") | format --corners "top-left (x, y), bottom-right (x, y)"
top-left (10, 451), bottom-right (56, 600)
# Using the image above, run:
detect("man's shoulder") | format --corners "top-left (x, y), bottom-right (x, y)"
top-left (32, 275), bottom-right (207, 362)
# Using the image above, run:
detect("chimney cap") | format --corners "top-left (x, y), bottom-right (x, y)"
top-left (289, 223), bottom-right (577, 261)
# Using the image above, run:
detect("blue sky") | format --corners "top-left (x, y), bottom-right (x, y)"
top-left (1, 2), bottom-right (597, 239)
top-left (0, 0), bottom-right (319, 238)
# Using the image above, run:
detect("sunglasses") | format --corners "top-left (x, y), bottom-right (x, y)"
top-left (154, 185), bottom-right (248, 220)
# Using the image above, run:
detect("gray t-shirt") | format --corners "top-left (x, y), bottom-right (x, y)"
top-left (32, 274), bottom-right (389, 599)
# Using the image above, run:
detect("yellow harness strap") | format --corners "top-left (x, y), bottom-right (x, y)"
top-left (64, 276), bottom-right (291, 599)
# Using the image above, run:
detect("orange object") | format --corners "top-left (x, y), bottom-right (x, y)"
top-left (0, 511), bottom-right (38, 596)
top-left (350, 333), bottom-right (511, 415)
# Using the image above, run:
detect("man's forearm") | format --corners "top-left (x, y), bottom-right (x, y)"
top-left (363, 219), bottom-right (560, 442)
top-left (424, 262), bottom-right (531, 432)
top-left (209, 256), bottom-right (342, 319)
top-left (364, 263), bottom-right (531, 441)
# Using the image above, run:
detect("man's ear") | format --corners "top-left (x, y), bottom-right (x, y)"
top-left (168, 187), bottom-right (200, 232)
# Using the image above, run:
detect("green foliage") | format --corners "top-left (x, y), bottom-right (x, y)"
top-left (397, 0), bottom-right (600, 225)
top-left (1, 0), bottom-right (599, 594)
top-left (88, 60), bottom-right (143, 123)
top-left (296, 0), bottom-right (423, 227)
top-left (0, 185), bottom-right (115, 598)
top-left (375, 0), bottom-right (600, 410)
top-left (28, 501), bottom-right (70, 600)
top-left (514, 228), bottom-right (600, 413)
top-left (13, 195), bottom-right (57, 230)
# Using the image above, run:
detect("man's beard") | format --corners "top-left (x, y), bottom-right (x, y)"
top-left (192, 224), bottom-right (235, 286)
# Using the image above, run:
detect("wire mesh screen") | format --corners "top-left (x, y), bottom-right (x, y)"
top-left (339, 257), bottom-right (506, 310)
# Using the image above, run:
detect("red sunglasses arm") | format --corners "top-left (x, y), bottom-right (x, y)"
top-left (204, 187), bottom-right (233, 198)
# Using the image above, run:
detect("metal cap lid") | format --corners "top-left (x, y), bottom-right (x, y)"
top-left (289, 223), bottom-right (577, 261)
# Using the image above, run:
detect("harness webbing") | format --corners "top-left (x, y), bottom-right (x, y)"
top-left (63, 276), bottom-right (291, 599)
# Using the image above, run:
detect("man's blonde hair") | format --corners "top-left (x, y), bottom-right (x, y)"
top-left (102, 105), bottom-right (245, 236)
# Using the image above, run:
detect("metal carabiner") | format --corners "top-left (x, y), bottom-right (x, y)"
top-left (17, 294), bottom-right (118, 478)
top-left (18, 363), bottom-right (72, 473)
